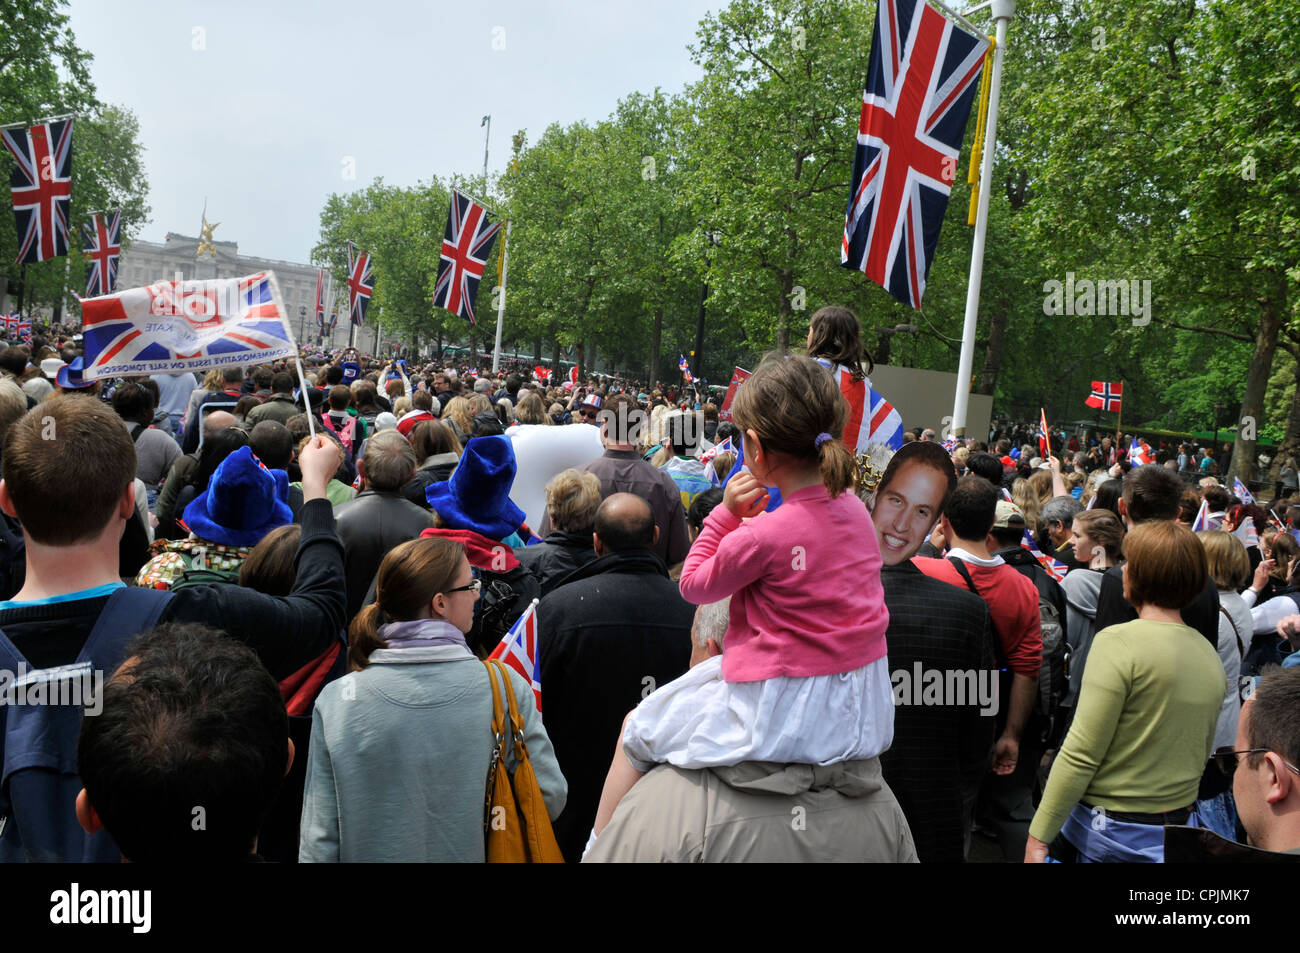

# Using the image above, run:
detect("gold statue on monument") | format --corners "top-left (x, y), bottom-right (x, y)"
top-left (196, 211), bottom-right (220, 259)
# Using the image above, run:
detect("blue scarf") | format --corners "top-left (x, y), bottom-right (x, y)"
top-left (378, 618), bottom-right (468, 650)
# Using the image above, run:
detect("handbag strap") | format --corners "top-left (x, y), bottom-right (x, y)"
top-left (489, 659), bottom-right (531, 763)
top-left (482, 660), bottom-right (507, 743)
top-left (1218, 604), bottom-right (1244, 659)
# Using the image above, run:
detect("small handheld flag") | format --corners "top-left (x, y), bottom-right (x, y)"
top-left (487, 598), bottom-right (542, 710)
top-left (1234, 477), bottom-right (1256, 505)
top-left (1191, 499), bottom-right (1209, 533)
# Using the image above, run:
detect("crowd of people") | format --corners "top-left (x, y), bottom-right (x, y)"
top-left (0, 306), bottom-right (1297, 864)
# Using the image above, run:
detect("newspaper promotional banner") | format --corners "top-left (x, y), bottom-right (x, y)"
top-left (79, 271), bottom-right (297, 381)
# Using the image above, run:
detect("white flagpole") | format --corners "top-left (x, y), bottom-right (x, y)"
top-left (950, 0), bottom-right (1015, 437)
top-left (492, 219), bottom-right (512, 375)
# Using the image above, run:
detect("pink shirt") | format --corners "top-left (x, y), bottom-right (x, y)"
top-left (680, 484), bottom-right (890, 682)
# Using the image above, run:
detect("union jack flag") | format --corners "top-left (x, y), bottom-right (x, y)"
top-left (941, 434), bottom-right (958, 453)
top-left (81, 210), bottom-right (122, 297)
top-left (841, 1), bottom-right (989, 308)
top-left (1085, 381), bottom-right (1122, 413)
top-left (2, 118), bottom-right (74, 264)
top-left (79, 271), bottom-right (297, 381)
top-left (680, 354), bottom-right (694, 383)
top-left (346, 241), bottom-right (374, 325)
top-left (1234, 477), bottom-right (1256, 506)
top-left (814, 358), bottom-right (904, 452)
top-left (487, 598), bottom-right (541, 710)
top-left (1022, 529), bottom-right (1067, 582)
top-left (0, 314), bottom-right (31, 338)
top-left (1191, 498), bottom-right (1209, 533)
top-left (432, 189), bottom-right (501, 326)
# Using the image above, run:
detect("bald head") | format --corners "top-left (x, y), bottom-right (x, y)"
top-left (203, 410), bottom-right (237, 437)
top-left (594, 492), bottom-right (657, 555)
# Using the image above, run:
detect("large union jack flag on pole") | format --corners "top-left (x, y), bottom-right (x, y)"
top-left (486, 598), bottom-right (542, 710)
top-left (81, 210), bottom-right (122, 297)
top-left (432, 189), bottom-right (501, 326)
top-left (1084, 380), bottom-right (1123, 413)
top-left (78, 271), bottom-right (297, 381)
top-left (2, 117), bottom-right (74, 264)
top-left (346, 241), bottom-right (374, 325)
top-left (841, 1), bottom-right (989, 309)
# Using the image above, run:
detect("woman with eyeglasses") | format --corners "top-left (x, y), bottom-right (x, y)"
top-left (299, 536), bottom-right (567, 862)
top-left (1025, 521), bottom-right (1227, 863)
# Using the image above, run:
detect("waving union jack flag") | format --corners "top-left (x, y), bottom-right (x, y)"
top-left (432, 189), bottom-right (501, 326)
top-left (841, 1), bottom-right (989, 309)
top-left (79, 272), bottom-right (297, 381)
top-left (81, 210), bottom-right (122, 297)
top-left (2, 117), bottom-right (74, 264)
top-left (346, 242), bottom-right (374, 326)
top-left (679, 354), bottom-right (694, 383)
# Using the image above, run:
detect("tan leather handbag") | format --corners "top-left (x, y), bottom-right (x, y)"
top-left (483, 660), bottom-right (564, 863)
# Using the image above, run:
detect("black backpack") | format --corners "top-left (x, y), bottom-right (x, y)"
top-left (948, 553), bottom-right (1069, 745)
top-left (471, 564), bottom-right (540, 657)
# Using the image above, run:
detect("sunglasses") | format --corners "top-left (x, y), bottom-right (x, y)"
top-left (1211, 746), bottom-right (1300, 778)
top-left (579, 409), bottom-right (599, 420)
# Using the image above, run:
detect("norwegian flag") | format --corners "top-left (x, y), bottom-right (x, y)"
top-left (814, 358), bottom-right (904, 452)
top-left (346, 241), bottom-right (374, 325)
top-left (81, 210), bottom-right (122, 297)
top-left (680, 354), bottom-right (694, 383)
top-left (841, 1), bottom-right (989, 308)
top-left (79, 271), bottom-right (297, 381)
top-left (2, 118), bottom-right (73, 264)
top-left (432, 189), bottom-right (501, 326)
top-left (1022, 529), bottom-right (1067, 582)
top-left (1234, 477), bottom-right (1256, 505)
top-left (0, 314), bottom-right (31, 338)
top-left (1085, 381), bottom-right (1123, 413)
top-left (487, 598), bottom-right (541, 710)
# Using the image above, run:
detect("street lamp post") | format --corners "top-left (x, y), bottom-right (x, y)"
top-left (298, 306), bottom-right (306, 347)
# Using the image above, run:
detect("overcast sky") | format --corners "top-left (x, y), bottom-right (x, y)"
top-left (67, 0), bottom-right (719, 263)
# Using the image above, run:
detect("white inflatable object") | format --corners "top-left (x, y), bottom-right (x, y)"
top-left (507, 423), bottom-right (605, 532)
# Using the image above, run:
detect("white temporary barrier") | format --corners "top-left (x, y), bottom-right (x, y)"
top-left (506, 423), bottom-right (605, 532)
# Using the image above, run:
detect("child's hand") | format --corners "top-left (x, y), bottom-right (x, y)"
top-left (724, 471), bottom-right (769, 519)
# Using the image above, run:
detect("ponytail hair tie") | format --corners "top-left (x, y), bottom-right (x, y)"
top-left (815, 432), bottom-right (833, 449)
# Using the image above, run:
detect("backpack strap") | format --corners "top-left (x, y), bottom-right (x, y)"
top-left (80, 587), bottom-right (175, 670)
top-left (947, 555), bottom-right (982, 598)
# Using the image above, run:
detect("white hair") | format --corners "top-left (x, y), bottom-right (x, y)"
top-left (693, 598), bottom-right (730, 650)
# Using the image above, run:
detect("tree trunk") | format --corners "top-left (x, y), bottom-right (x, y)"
top-left (978, 301), bottom-right (1009, 395)
top-left (589, 342), bottom-right (598, 374)
top-left (577, 341), bottom-right (586, 383)
top-left (533, 336), bottom-right (542, 365)
top-left (1231, 292), bottom-right (1283, 484)
top-left (551, 339), bottom-right (561, 382)
top-left (776, 268), bottom-right (794, 352)
top-left (650, 307), bottom-right (663, 384)
top-left (469, 326), bottom-right (478, 368)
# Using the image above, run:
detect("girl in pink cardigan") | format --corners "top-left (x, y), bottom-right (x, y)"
top-left (590, 356), bottom-right (894, 842)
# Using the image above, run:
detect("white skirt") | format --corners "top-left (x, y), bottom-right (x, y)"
top-left (621, 655), bottom-right (895, 772)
